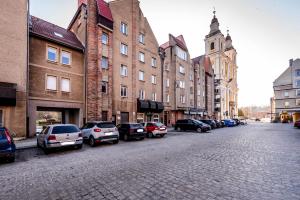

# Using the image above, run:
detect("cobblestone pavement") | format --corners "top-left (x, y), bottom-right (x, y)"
top-left (0, 123), bottom-right (300, 200)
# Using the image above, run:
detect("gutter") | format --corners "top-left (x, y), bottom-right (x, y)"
top-left (26, 0), bottom-right (30, 138)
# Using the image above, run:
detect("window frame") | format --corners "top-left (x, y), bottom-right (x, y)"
top-left (120, 22), bottom-right (128, 35)
top-left (120, 43), bottom-right (128, 55)
top-left (61, 77), bottom-right (71, 93)
top-left (101, 56), bottom-right (109, 69)
top-left (120, 85), bottom-right (128, 97)
top-left (120, 64), bottom-right (128, 77)
top-left (102, 32), bottom-right (109, 45)
top-left (47, 46), bottom-right (58, 63)
top-left (151, 57), bottom-right (156, 67)
top-left (139, 89), bottom-right (145, 100)
top-left (46, 75), bottom-right (58, 91)
top-left (151, 75), bottom-right (157, 85)
top-left (179, 65), bottom-right (185, 74)
top-left (139, 52), bottom-right (145, 63)
top-left (139, 71), bottom-right (145, 81)
top-left (101, 81), bottom-right (108, 94)
top-left (152, 92), bottom-right (157, 101)
top-left (0, 109), bottom-right (3, 127)
top-left (61, 50), bottom-right (71, 66)
top-left (166, 78), bottom-right (170, 88)
top-left (139, 33), bottom-right (145, 44)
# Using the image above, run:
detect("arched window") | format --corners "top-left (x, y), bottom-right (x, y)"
top-left (210, 42), bottom-right (215, 50)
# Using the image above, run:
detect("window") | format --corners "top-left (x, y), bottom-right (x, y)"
top-left (297, 99), bottom-right (300, 106)
top-left (285, 102), bottom-right (289, 107)
top-left (151, 75), bottom-right (157, 84)
top-left (189, 73), bottom-right (193, 81)
top-left (120, 43), bottom-right (128, 55)
top-left (296, 69), bottom-right (300, 77)
top-left (151, 58), bottom-right (156, 67)
top-left (102, 33), bottom-right (108, 45)
top-left (176, 46), bottom-right (187, 61)
top-left (197, 89), bottom-right (201, 96)
top-left (46, 75), bottom-right (57, 91)
top-left (102, 111), bottom-right (108, 121)
top-left (139, 52), bottom-right (145, 63)
top-left (296, 80), bottom-right (300, 87)
top-left (166, 79), bottom-right (170, 87)
top-left (101, 56), bottom-right (108, 69)
top-left (120, 65), bottom-right (128, 76)
top-left (61, 78), bottom-right (70, 92)
top-left (180, 95), bottom-right (186, 103)
top-left (297, 89), bottom-right (300, 96)
top-left (166, 94), bottom-right (170, 103)
top-left (165, 64), bottom-right (169, 71)
top-left (210, 42), bottom-right (215, 50)
top-left (61, 51), bottom-right (71, 65)
top-left (284, 92), bottom-right (289, 97)
top-left (190, 87), bottom-right (194, 94)
top-left (152, 93), bottom-right (157, 101)
top-left (179, 65), bottom-right (185, 74)
top-left (121, 85), bottom-right (127, 97)
top-left (54, 32), bottom-right (63, 38)
top-left (139, 71), bottom-right (144, 81)
top-left (139, 33), bottom-right (145, 44)
top-left (0, 110), bottom-right (3, 127)
top-left (47, 47), bottom-right (57, 62)
top-left (179, 81), bottom-right (185, 89)
top-left (139, 89), bottom-right (145, 100)
top-left (102, 81), bottom-right (108, 93)
top-left (120, 22), bottom-right (128, 35)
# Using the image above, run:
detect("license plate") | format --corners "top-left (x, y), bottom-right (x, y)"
top-left (160, 128), bottom-right (165, 130)
top-left (137, 129), bottom-right (143, 133)
top-left (61, 141), bottom-right (75, 146)
top-left (105, 132), bottom-right (114, 136)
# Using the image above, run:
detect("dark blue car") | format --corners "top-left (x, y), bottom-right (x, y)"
top-left (0, 127), bottom-right (16, 162)
top-left (222, 119), bottom-right (236, 127)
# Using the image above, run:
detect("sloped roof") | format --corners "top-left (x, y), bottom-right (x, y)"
top-left (96, 0), bottom-right (113, 21)
top-left (30, 16), bottom-right (84, 51)
top-left (160, 34), bottom-right (187, 51)
top-left (193, 55), bottom-right (213, 75)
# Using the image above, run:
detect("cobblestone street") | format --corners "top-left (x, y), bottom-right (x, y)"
top-left (1, 123), bottom-right (300, 200)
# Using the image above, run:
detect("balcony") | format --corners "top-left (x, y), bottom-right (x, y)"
top-left (215, 94), bottom-right (221, 99)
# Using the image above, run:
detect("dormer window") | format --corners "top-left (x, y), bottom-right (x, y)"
top-left (210, 42), bottom-right (215, 50)
top-left (54, 32), bottom-right (63, 38)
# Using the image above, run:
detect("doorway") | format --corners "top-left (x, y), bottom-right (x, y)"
top-left (121, 112), bottom-right (129, 123)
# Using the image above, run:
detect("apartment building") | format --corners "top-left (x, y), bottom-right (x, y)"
top-left (204, 11), bottom-right (238, 119)
top-left (273, 59), bottom-right (300, 122)
top-left (160, 34), bottom-right (194, 126)
top-left (0, 0), bottom-right (28, 137)
top-left (69, 0), bottom-right (114, 122)
top-left (109, 0), bottom-right (163, 124)
top-left (28, 16), bottom-right (85, 136)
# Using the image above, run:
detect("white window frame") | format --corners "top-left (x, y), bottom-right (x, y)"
top-left (61, 77), bottom-right (71, 93)
top-left (120, 65), bottom-right (128, 77)
top-left (179, 81), bottom-right (185, 89)
top-left (120, 43), bottom-right (128, 55)
top-left (46, 75), bottom-right (57, 91)
top-left (179, 65), bottom-right (185, 74)
top-left (296, 89), bottom-right (300, 96)
top-left (139, 33), bottom-right (145, 44)
top-left (139, 89), bottom-right (145, 100)
top-left (139, 52), bottom-right (145, 63)
top-left (166, 79), bottom-right (170, 87)
top-left (101, 81), bottom-right (108, 94)
top-left (152, 93), bottom-right (157, 101)
top-left (176, 46), bottom-right (187, 61)
top-left (285, 102), bottom-right (289, 107)
top-left (166, 94), bottom-right (170, 103)
top-left (120, 85), bottom-right (128, 97)
top-left (102, 33), bottom-right (108, 45)
top-left (47, 46), bottom-right (58, 62)
top-left (101, 56), bottom-right (109, 69)
top-left (284, 91), bottom-right (289, 97)
top-left (151, 57), bottom-right (156, 67)
top-left (151, 75), bottom-right (157, 84)
top-left (61, 50), bottom-right (71, 65)
top-left (139, 71), bottom-right (145, 81)
top-left (120, 22), bottom-right (128, 35)
top-left (180, 95), bottom-right (186, 104)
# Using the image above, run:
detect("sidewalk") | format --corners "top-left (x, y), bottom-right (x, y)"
top-left (14, 137), bottom-right (37, 150)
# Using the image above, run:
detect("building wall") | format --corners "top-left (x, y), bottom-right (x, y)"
top-left (0, 0), bottom-right (28, 137)
top-left (110, 0), bottom-right (162, 124)
top-left (28, 37), bottom-right (84, 136)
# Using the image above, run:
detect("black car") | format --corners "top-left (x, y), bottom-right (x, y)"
top-left (175, 119), bottom-right (210, 132)
top-left (199, 120), bottom-right (217, 129)
top-left (117, 123), bottom-right (145, 141)
top-left (0, 127), bottom-right (16, 163)
top-left (232, 118), bottom-right (241, 126)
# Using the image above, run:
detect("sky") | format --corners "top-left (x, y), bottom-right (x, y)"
top-left (30, 0), bottom-right (300, 107)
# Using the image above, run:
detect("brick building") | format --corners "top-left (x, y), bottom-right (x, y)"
top-left (28, 16), bottom-right (85, 136)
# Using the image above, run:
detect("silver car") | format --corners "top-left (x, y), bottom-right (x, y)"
top-left (81, 121), bottom-right (119, 146)
top-left (37, 124), bottom-right (83, 153)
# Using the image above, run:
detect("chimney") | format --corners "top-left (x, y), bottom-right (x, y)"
top-left (289, 59), bottom-right (293, 67)
top-left (78, 0), bottom-right (87, 7)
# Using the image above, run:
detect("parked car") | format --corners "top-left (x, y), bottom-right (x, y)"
top-left (175, 119), bottom-right (210, 132)
top-left (0, 127), bottom-right (16, 162)
top-left (294, 120), bottom-right (300, 128)
top-left (240, 119), bottom-right (248, 125)
top-left (199, 119), bottom-right (217, 129)
top-left (117, 123), bottom-right (145, 141)
top-left (213, 120), bottom-right (223, 128)
top-left (232, 118), bottom-right (241, 126)
top-left (81, 121), bottom-right (119, 146)
top-left (37, 124), bottom-right (83, 153)
top-left (222, 119), bottom-right (236, 127)
top-left (141, 122), bottom-right (167, 138)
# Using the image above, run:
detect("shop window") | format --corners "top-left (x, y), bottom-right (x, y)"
top-left (153, 114), bottom-right (159, 122)
top-left (137, 113), bottom-right (144, 123)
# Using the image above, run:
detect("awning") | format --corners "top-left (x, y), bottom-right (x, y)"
top-left (0, 82), bottom-right (17, 106)
top-left (149, 100), bottom-right (157, 110)
top-left (137, 99), bottom-right (150, 112)
top-left (156, 102), bottom-right (164, 113)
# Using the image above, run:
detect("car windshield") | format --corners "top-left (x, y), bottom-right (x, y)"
top-left (130, 124), bottom-right (143, 129)
top-left (97, 123), bottom-right (115, 128)
top-left (52, 126), bottom-right (80, 134)
top-left (154, 122), bottom-right (164, 126)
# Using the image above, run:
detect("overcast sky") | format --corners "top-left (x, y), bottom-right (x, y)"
top-left (30, 0), bottom-right (300, 107)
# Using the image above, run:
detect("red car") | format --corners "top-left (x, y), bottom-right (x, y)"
top-left (294, 120), bottom-right (300, 128)
top-left (141, 122), bottom-right (167, 138)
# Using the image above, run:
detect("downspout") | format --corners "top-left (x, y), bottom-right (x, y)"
top-left (26, 0), bottom-right (30, 138)
top-left (84, 7), bottom-right (88, 124)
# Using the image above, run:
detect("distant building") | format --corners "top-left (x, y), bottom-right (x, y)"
top-left (273, 59), bottom-right (300, 122)
top-left (204, 11), bottom-right (238, 119)
top-left (0, 0), bottom-right (28, 137)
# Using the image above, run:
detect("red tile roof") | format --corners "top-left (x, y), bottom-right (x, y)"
top-left (160, 34), bottom-right (188, 51)
top-left (96, 0), bottom-right (113, 21)
top-left (30, 16), bottom-right (84, 51)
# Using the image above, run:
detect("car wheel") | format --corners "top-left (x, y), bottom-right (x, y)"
top-left (197, 128), bottom-right (202, 133)
top-left (113, 139), bottom-right (119, 144)
top-left (124, 134), bottom-right (129, 141)
top-left (89, 136), bottom-right (96, 147)
top-left (148, 132), bottom-right (154, 138)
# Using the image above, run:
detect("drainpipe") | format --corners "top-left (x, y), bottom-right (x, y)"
top-left (84, 7), bottom-right (88, 125)
top-left (26, 0), bottom-right (30, 138)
